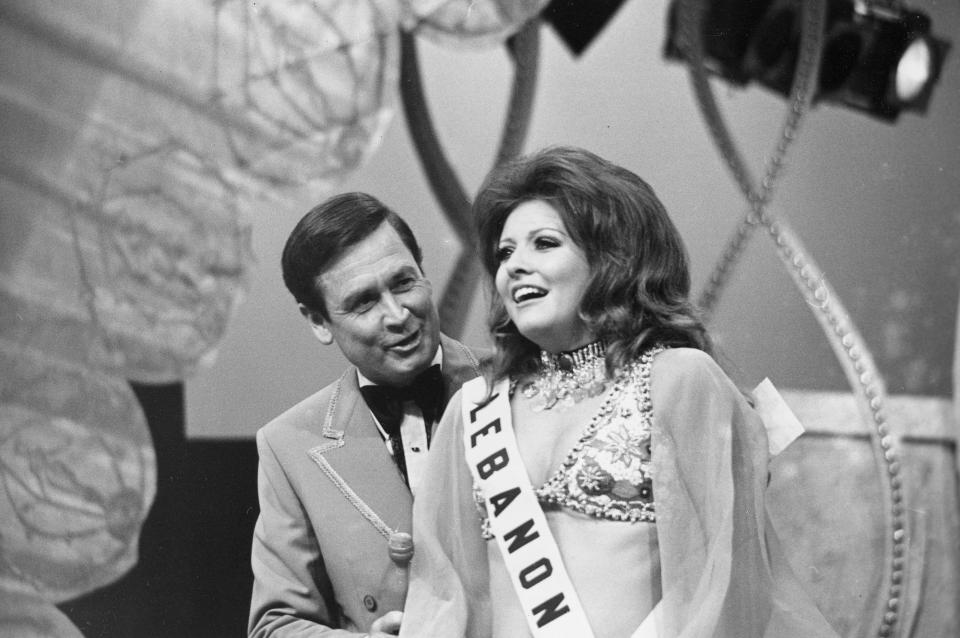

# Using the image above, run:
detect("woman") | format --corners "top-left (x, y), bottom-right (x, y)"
top-left (399, 146), bottom-right (837, 638)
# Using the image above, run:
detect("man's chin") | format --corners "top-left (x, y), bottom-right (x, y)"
top-left (383, 348), bottom-right (435, 383)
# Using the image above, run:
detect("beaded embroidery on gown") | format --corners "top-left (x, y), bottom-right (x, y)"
top-left (475, 347), bottom-right (663, 538)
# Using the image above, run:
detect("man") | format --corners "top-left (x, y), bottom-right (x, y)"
top-left (249, 193), bottom-right (484, 637)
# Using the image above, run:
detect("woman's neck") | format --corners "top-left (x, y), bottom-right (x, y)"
top-left (515, 339), bottom-right (608, 411)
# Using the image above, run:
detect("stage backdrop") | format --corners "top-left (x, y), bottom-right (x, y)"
top-left (186, 0), bottom-right (960, 438)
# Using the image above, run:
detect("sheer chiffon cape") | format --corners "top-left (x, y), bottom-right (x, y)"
top-left (399, 348), bottom-right (838, 638)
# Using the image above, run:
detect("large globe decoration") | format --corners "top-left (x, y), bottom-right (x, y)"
top-left (0, 135), bottom-right (252, 384)
top-left (0, 344), bottom-right (154, 602)
top-left (400, 0), bottom-right (549, 48)
top-left (0, 590), bottom-right (84, 638)
top-left (213, 0), bottom-right (400, 187)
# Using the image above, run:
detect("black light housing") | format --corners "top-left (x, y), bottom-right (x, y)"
top-left (543, 0), bottom-right (628, 56)
top-left (664, 0), bottom-right (950, 122)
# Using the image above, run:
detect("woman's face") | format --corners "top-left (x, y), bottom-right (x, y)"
top-left (494, 200), bottom-right (595, 353)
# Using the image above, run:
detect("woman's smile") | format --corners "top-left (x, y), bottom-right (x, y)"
top-left (495, 200), bottom-right (595, 353)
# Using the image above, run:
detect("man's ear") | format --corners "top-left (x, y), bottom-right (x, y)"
top-left (299, 304), bottom-right (334, 345)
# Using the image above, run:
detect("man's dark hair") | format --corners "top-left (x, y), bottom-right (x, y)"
top-left (282, 192), bottom-right (423, 318)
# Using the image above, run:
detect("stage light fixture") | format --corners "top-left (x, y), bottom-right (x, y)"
top-left (664, 0), bottom-right (950, 122)
top-left (542, 0), bottom-right (628, 56)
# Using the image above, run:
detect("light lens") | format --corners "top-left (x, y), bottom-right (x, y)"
top-left (895, 38), bottom-right (933, 102)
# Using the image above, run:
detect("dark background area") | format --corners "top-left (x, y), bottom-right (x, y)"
top-left (58, 383), bottom-right (259, 638)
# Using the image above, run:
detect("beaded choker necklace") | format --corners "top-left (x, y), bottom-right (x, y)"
top-left (518, 340), bottom-right (608, 411)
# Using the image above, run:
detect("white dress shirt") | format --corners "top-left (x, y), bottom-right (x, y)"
top-left (357, 347), bottom-right (443, 497)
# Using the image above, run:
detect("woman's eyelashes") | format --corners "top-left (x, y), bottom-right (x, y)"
top-left (496, 233), bottom-right (563, 263)
top-left (534, 234), bottom-right (561, 250)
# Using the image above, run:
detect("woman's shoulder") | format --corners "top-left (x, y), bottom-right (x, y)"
top-left (647, 346), bottom-right (736, 398)
top-left (650, 346), bottom-right (722, 376)
top-left (444, 376), bottom-right (512, 426)
top-left (459, 375), bottom-right (510, 403)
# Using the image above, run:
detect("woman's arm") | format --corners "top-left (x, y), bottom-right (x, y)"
top-left (649, 348), bottom-right (837, 638)
top-left (399, 390), bottom-right (492, 638)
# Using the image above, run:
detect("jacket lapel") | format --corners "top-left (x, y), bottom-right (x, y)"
top-left (306, 337), bottom-right (482, 537)
top-left (308, 370), bottom-right (413, 536)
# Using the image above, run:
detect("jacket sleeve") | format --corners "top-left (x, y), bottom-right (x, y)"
top-left (248, 430), bottom-right (358, 638)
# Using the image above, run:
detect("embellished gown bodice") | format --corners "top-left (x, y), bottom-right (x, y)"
top-left (475, 347), bottom-right (661, 537)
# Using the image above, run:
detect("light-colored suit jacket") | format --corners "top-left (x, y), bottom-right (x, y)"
top-left (249, 335), bottom-right (484, 637)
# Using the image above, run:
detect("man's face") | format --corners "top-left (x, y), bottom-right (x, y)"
top-left (304, 223), bottom-right (441, 387)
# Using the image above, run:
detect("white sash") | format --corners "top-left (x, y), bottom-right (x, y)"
top-left (461, 377), bottom-right (595, 638)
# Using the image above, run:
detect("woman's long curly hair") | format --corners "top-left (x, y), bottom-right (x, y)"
top-left (474, 146), bottom-right (711, 385)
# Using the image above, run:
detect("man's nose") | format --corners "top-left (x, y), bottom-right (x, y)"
top-left (381, 293), bottom-right (410, 325)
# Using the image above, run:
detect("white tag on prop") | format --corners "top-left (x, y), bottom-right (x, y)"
top-left (752, 378), bottom-right (806, 457)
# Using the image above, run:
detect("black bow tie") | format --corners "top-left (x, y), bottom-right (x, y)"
top-left (359, 364), bottom-right (445, 439)
top-left (360, 365), bottom-right (445, 487)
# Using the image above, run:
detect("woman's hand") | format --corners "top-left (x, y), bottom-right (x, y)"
top-left (368, 610), bottom-right (403, 636)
